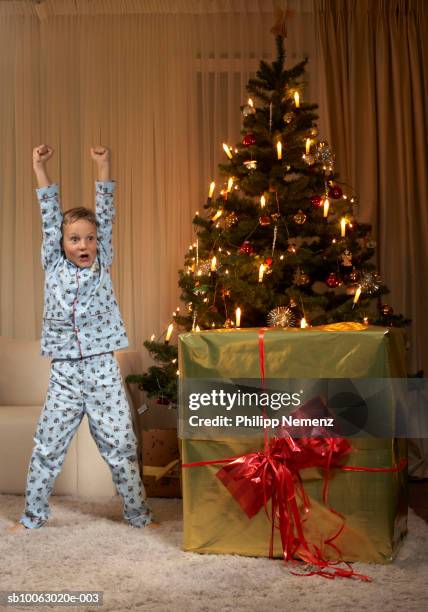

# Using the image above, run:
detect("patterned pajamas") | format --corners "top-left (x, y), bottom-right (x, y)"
top-left (20, 352), bottom-right (152, 529)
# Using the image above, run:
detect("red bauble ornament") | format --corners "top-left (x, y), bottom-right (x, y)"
top-left (326, 272), bottom-right (342, 288)
top-left (239, 241), bottom-right (254, 255)
top-left (328, 184), bottom-right (343, 199)
top-left (242, 133), bottom-right (256, 146)
top-left (310, 195), bottom-right (322, 208)
top-left (265, 257), bottom-right (273, 267)
top-left (259, 215), bottom-right (271, 226)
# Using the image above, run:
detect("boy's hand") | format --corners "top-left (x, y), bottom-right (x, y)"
top-left (91, 146), bottom-right (111, 181)
top-left (90, 146), bottom-right (110, 164)
top-left (33, 144), bottom-right (54, 166)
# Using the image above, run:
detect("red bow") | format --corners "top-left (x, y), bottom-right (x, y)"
top-left (216, 433), bottom-right (372, 579)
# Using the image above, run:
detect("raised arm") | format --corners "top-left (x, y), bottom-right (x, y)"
top-left (33, 145), bottom-right (63, 270)
top-left (91, 146), bottom-right (116, 267)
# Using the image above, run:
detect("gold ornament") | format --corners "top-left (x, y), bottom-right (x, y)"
top-left (270, 7), bottom-right (294, 38)
top-left (242, 102), bottom-right (256, 117)
top-left (381, 304), bottom-right (394, 316)
top-left (283, 112), bottom-right (294, 124)
top-left (348, 268), bottom-right (360, 282)
top-left (267, 306), bottom-right (297, 328)
top-left (223, 318), bottom-right (233, 328)
top-left (341, 250), bottom-right (353, 267)
top-left (360, 271), bottom-right (382, 295)
top-left (303, 154), bottom-right (315, 165)
top-left (293, 210), bottom-right (307, 225)
top-left (243, 160), bottom-right (258, 170)
top-left (289, 298), bottom-right (297, 308)
top-left (196, 259), bottom-right (212, 275)
top-left (224, 212), bottom-right (238, 228)
top-left (315, 141), bottom-right (335, 168)
top-left (294, 268), bottom-right (310, 286)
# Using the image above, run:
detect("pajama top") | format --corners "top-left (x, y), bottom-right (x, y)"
top-left (37, 181), bottom-right (128, 359)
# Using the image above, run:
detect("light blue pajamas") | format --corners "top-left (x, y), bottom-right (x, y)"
top-left (20, 352), bottom-right (152, 529)
top-left (20, 180), bottom-right (152, 528)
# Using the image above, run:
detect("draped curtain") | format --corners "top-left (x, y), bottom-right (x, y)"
top-left (0, 0), bottom-right (427, 383)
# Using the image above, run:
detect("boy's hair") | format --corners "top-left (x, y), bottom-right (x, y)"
top-left (61, 207), bottom-right (97, 235)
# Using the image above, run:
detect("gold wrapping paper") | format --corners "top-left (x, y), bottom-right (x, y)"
top-left (182, 437), bottom-right (407, 562)
top-left (179, 324), bottom-right (408, 563)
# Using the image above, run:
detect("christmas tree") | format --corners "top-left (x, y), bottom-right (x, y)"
top-left (128, 35), bottom-right (407, 405)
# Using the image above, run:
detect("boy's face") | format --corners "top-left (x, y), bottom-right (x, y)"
top-left (62, 219), bottom-right (97, 268)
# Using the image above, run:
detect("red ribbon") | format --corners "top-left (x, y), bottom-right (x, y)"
top-left (182, 329), bottom-right (407, 581)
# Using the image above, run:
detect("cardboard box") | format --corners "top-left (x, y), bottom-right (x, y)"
top-left (142, 428), bottom-right (181, 498)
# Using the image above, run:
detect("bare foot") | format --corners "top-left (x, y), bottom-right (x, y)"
top-left (7, 523), bottom-right (27, 533)
top-left (147, 521), bottom-right (161, 529)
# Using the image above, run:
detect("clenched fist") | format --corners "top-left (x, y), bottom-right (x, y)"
top-left (90, 146), bottom-right (110, 164)
top-left (33, 144), bottom-right (54, 166)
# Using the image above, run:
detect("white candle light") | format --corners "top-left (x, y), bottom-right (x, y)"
top-left (210, 256), bottom-right (217, 271)
top-left (353, 286), bottom-right (362, 304)
top-left (340, 218), bottom-right (347, 237)
top-left (258, 263), bottom-right (266, 283)
top-left (208, 181), bottom-right (215, 199)
top-left (222, 143), bottom-right (233, 159)
top-left (294, 91), bottom-right (300, 108)
top-left (211, 209), bottom-right (223, 221)
top-left (165, 323), bottom-right (174, 343)
top-left (323, 197), bottom-right (330, 218)
top-left (260, 195), bottom-right (266, 208)
top-left (235, 307), bottom-right (241, 328)
top-left (305, 138), bottom-right (311, 155)
top-left (277, 141), bottom-right (282, 160)
top-left (300, 317), bottom-right (308, 328)
top-left (227, 177), bottom-right (234, 192)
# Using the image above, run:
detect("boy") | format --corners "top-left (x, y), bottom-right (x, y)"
top-left (10, 145), bottom-right (155, 531)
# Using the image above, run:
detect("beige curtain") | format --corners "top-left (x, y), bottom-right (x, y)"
top-left (314, 0), bottom-right (428, 377)
top-left (1, 0), bottom-right (426, 380)
top-left (0, 0), bottom-right (319, 359)
top-left (314, 0), bottom-right (428, 477)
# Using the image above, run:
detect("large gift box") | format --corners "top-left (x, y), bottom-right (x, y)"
top-left (178, 323), bottom-right (408, 564)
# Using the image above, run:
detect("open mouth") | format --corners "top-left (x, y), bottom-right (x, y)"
top-left (79, 254), bottom-right (90, 262)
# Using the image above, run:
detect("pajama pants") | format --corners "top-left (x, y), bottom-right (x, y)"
top-left (20, 352), bottom-right (152, 529)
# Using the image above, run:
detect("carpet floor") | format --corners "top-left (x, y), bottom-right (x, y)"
top-left (1, 495), bottom-right (427, 612)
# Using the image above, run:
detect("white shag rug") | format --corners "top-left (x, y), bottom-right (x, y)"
top-left (1, 495), bottom-right (428, 612)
